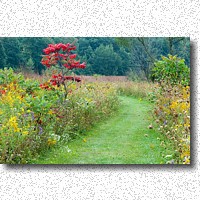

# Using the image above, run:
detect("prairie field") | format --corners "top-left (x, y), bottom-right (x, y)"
top-left (0, 69), bottom-right (190, 164)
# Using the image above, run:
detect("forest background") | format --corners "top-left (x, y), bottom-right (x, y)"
top-left (0, 37), bottom-right (190, 79)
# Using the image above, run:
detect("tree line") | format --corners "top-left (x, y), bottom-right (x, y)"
top-left (0, 37), bottom-right (190, 79)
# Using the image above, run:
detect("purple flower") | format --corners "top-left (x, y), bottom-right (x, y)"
top-left (39, 126), bottom-right (43, 134)
top-left (31, 112), bottom-right (35, 121)
top-left (23, 113), bottom-right (29, 118)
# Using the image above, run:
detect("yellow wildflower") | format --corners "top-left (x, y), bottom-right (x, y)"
top-left (85, 98), bottom-right (93, 103)
top-left (7, 116), bottom-right (20, 132)
top-left (170, 101), bottom-right (178, 109)
top-left (184, 123), bottom-right (190, 128)
top-left (4, 92), bottom-right (14, 106)
top-left (47, 138), bottom-right (56, 145)
top-left (8, 116), bottom-right (17, 124)
top-left (179, 102), bottom-right (189, 111)
top-left (22, 131), bottom-right (29, 135)
top-left (48, 110), bottom-right (54, 115)
top-left (183, 158), bottom-right (190, 164)
top-left (16, 96), bottom-right (23, 101)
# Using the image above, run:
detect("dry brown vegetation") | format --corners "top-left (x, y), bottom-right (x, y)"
top-left (80, 76), bottom-right (128, 82)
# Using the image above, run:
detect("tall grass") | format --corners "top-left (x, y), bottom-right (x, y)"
top-left (153, 83), bottom-right (190, 164)
top-left (0, 70), bottom-right (120, 164)
top-left (116, 81), bottom-right (153, 99)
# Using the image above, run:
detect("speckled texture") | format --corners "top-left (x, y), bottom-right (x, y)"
top-left (0, 0), bottom-right (200, 199)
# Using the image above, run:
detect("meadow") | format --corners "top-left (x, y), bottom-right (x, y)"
top-left (0, 69), bottom-right (190, 164)
top-left (0, 41), bottom-right (190, 164)
top-left (0, 69), bottom-right (120, 163)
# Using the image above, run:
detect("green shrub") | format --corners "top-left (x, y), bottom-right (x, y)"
top-left (0, 68), bottom-right (24, 85)
top-left (151, 55), bottom-right (190, 86)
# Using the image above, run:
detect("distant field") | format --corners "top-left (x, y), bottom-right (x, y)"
top-left (80, 76), bottom-right (128, 82)
top-left (23, 73), bottom-right (128, 82)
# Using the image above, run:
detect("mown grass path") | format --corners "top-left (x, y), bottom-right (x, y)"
top-left (33, 96), bottom-right (170, 164)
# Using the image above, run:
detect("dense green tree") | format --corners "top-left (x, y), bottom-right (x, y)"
top-left (25, 57), bottom-right (35, 72)
top-left (1, 38), bottom-right (21, 68)
top-left (117, 47), bottom-right (131, 75)
top-left (76, 45), bottom-right (95, 75)
top-left (77, 38), bottom-right (90, 56)
top-left (90, 44), bottom-right (122, 75)
top-left (0, 39), bottom-right (6, 69)
top-left (19, 37), bottom-right (54, 74)
top-left (171, 37), bottom-right (190, 67)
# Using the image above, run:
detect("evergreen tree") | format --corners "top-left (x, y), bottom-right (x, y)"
top-left (117, 47), bottom-right (131, 75)
top-left (1, 38), bottom-right (21, 68)
top-left (91, 44), bottom-right (122, 75)
top-left (19, 37), bottom-right (53, 74)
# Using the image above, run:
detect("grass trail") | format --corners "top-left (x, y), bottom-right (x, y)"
top-left (32, 96), bottom-right (172, 164)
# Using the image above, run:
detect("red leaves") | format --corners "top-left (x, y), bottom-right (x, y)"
top-left (52, 74), bottom-right (58, 79)
top-left (39, 74), bottom-right (82, 90)
top-left (41, 54), bottom-right (57, 68)
top-left (69, 54), bottom-right (77, 59)
top-left (43, 43), bottom-right (75, 55)
top-left (43, 45), bottom-right (56, 54)
top-left (79, 62), bottom-right (86, 69)
top-left (39, 83), bottom-right (52, 90)
top-left (0, 90), bottom-right (6, 95)
top-left (49, 74), bottom-right (81, 87)
top-left (50, 80), bottom-right (57, 86)
top-left (40, 42), bottom-right (85, 94)
top-left (41, 58), bottom-right (51, 68)
top-left (64, 76), bottom-right (81, 82)
top-left (62, 60), bottom-right (85, 70)
top-left (41, 42), bottom-right (86, 71)
top-left (73, 77), bottom-right (81, 82)
top-left (55, 43), bottom-right (63, 51)
top-left (63, 63), bottom-right (70, 69)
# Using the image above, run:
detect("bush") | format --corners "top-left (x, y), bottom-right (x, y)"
top-left (0, 68), bottom-right (24, 85)
top-left (151, 55), bottom-right (190, 86)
